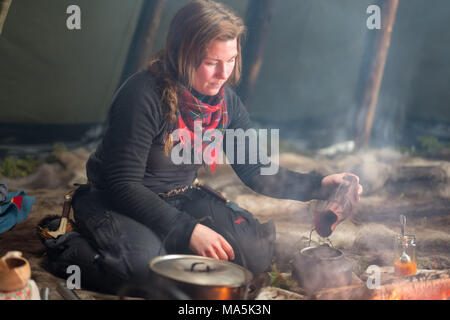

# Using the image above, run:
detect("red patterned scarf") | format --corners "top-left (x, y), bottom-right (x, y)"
top-left (174, 87), bottom-right (228, 172)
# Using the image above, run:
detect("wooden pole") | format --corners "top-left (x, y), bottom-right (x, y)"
top-left (237, 0), bottom-right (276, 107)
top-left (120, 0), bottom-right (167, 83)
top-left (355, 0), bottom-right (399, 150)
top-left (135, 0), bottom-right (167, 71)
top-left (0, 0), bottom-right (12, 35)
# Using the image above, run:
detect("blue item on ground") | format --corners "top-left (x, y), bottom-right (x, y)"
top-left (0, 190), bottom-right (35, 234)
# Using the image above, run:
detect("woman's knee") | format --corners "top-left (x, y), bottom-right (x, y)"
top-left (91, 211), bottom-right (164, 281)
top-left (72, 191), bottom-right (164, 283)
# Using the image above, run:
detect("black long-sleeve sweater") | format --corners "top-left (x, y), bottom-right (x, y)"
top-left (86, 71), bottom-right (324, 251)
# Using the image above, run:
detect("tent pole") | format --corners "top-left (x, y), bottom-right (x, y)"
top-left (237, 0), bottom-right (276, 108)
top-left (135, 0), bottom-right (167, 71)
top-left (355, 0), bottom-right (400, 150)
top-left (0, 0), bottom-right (12, 35)
top-left (120, 0), bottom-right (167, 84)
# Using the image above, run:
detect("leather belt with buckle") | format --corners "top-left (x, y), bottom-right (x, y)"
top-left (158, 185), bottom-right (191, 198)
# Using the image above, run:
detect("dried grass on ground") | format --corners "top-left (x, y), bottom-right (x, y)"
top-left (0, 148), bottom-right (448, 299)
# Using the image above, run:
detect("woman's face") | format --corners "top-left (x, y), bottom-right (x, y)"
top-left (192, 38), bottom-right (238, 96)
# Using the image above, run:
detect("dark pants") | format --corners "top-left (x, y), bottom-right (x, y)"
top-left (60, 185), bottom-right (275, 296)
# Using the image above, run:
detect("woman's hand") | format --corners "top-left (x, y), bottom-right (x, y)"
top-left (321, 172), bottom-right (363, 201)
top-left (189, 224), bottom-right (235, 261)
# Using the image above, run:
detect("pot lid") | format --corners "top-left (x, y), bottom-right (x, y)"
top-left (149, 255), bottom-right (253, 287)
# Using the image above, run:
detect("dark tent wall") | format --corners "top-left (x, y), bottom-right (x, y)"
top-left (251, 0), bottom-right (370, 121)
top-left (0, 0), bottom-right (144, 145)
top-left (248, 0), bottom-right (373, 149)
top-left (373, 0), bottom-right (450, 147)
top-left (0, 0), bottom-right (449, 151)
top-left (247, 0), bottom-right (450, 148)
top-left (0, 0), bottom-right (247, 149)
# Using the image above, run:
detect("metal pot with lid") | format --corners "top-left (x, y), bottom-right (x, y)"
top-left (148, 255), bottom-right (253, 300)
top-left (292, 244), bottom-right (353, 295)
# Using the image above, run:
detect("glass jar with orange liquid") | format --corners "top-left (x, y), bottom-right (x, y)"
top-left (394, 234), bottom-right (417, 276)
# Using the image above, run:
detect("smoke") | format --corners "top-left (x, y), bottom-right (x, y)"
top-left (268, 143), bottom-right (449, 296)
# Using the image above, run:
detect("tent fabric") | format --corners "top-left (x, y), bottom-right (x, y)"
top-left (0, 0), bottom-right (144, 125)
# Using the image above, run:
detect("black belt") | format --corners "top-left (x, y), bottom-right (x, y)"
top-left (158, 185), bottom-right (192, 198)
top-left (157, 180), bottom-right (229, 203)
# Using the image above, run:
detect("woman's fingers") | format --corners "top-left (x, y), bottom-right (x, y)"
top-left (190, 224), bottom-right (236, 261)
top-left (343, 173), bottom-right (359, 185)
top-left (211, 236), bottom-right (234, 261)
top-left (205, 248), bottom-right (219, 260)
top-left (322, 172), bottom-right (364, 201)
top-left (220, 236), bottom-right (235, 260)
top-left (213, 243), bottom-right (230, 261)
top-left (346, 173), bottom-right (363, 198)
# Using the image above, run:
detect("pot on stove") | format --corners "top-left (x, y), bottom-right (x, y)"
top-left (147, 255), bottom-right (253, 300)
top-left (292, 244), bottom-right (353, 295)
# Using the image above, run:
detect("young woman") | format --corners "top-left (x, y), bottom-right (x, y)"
top-left (67, 0), bottom-right (363, 294)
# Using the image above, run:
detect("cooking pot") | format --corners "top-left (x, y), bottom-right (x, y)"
top-left (148, 255), bottom-right (253, 300)
top-left (292, 244), bottom-right (352, 295)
